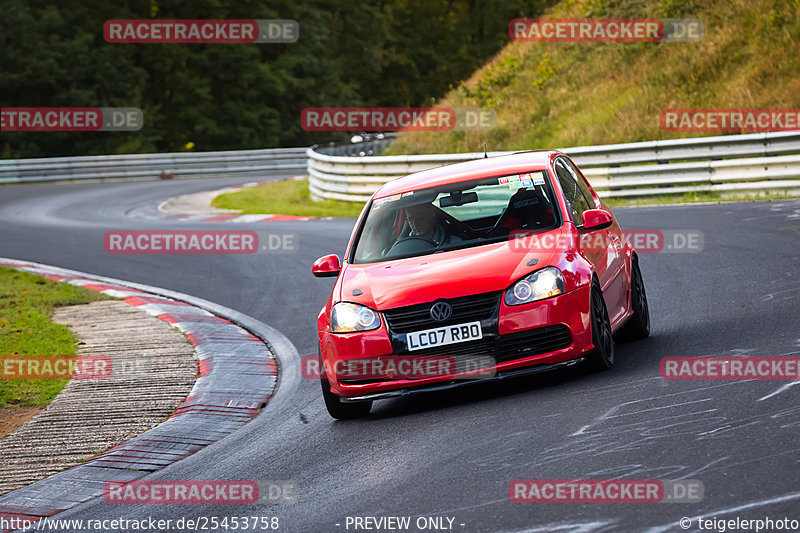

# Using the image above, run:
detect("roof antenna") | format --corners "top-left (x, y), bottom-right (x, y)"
top-left (484, 143), bottom-right (488, 158)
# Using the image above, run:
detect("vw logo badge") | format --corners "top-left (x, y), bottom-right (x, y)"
top-left (430, 301), bottom-right (453, 322)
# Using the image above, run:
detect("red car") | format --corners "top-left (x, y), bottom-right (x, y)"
top-left (312, 151), bottom-right (650, 419)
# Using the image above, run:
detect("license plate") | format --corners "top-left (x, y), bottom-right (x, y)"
top-left (406, 321), bottom-right (482, 351)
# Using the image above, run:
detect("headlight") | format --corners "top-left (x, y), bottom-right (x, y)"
top-left (331, 302), bottom-right (381, 333)
top-left (504, 267), bottom-right (565, 306)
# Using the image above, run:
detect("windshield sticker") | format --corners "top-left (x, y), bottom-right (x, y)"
top-left (511, 175), bottom-right (532, 190)
top-left (499, 173), bottom-right (540, 189)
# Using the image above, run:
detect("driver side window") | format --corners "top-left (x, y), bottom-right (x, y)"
top-left (554, 158), bottom-right (591, 225)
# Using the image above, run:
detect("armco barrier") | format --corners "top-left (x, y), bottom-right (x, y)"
top-left (4, 132), bottom-right (800, 200)
top-left (0, 147), bottom-right (307, 184)
top-left (307, 131), bottom-right (800, 202)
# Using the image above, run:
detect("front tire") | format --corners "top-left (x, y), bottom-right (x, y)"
top-left (320, 376), bottom-right (372, 420)
top-left (586, 281), bottom-right (615, 372)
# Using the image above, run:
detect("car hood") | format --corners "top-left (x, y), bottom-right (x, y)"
top-left (339, 229), bottom-right (563, 310)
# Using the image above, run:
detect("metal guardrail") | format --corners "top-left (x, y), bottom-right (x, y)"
top-left (307, 131), bottom-right (800, 202)
top-left (0, 147), bottom-right (308, 184)
top-left (4, 132), bottom-right (800, 200)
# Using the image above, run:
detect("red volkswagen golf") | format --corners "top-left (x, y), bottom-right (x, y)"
top-left (312, 151), bottom-right (649, 419)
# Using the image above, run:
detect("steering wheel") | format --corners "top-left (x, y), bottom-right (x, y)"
top-left (386, 235), bottom-right (439, 256)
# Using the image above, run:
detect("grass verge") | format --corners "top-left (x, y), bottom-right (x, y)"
top-left (605, 190), bottom-right (800, 207)
top-left (387, 0), bottom-right (800, 155)
top-left (212, 176), bottom-right (798, 217)
top-left (0, 267), bottom-right (109, 408)
top-left (211, 178), bottom-right (365, 218)
top-left (210, 177), bottom-right (798, 216)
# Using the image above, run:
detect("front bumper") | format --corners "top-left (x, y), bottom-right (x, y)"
top-left (339, 356), bottom-right (586, 403)
top-left (321, 283), bottom-right (593, 399)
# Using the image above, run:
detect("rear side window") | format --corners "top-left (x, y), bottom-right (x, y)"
top-left (554, 158), bottom-right (592, 225)
top-left (563, 158), bottom-right (598, 208)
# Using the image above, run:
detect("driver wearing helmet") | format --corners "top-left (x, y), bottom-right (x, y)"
top-left (404, 203), bottom-right (447, 245)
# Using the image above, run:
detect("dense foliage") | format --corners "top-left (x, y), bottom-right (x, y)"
top-left (0, 0), bottom-right (553, 158)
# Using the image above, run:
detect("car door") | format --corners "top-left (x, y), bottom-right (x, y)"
top-left (553, 157), bottom-right (625, 321)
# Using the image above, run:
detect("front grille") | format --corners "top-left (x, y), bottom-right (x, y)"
top-left (392, 338), bottom-right (498, 379)
top-left (497, 325), bottom-right (571, 363)
top-left (409, 325), bottom-right (571, 364)
top-left (383, 291), bottom-right (501, 333)
top-left (338, 324), bottom-right (572, 385)
top-left (340, 339), bottom-right (498, 384)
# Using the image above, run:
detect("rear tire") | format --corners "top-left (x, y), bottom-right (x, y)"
top-left (586, 281), bottom-right (615, 372)
top-left (617, 257), bottom-right (650, 342)
top-left (321, 376), bottom-right (372, 420)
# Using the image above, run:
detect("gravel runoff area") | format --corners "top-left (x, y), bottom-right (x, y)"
top-left (0, 300), bottom-right (197, 496)
top-left (0, 258), bottom-right (279, 527)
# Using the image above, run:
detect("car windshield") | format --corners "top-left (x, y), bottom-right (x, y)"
top-left (351, 170), bottom-right (559, 264)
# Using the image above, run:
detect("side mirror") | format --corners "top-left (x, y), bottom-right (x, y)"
top-left (581, 209), bottom-right (613, 231)
top-left (312, 254), bottom-right (341, 278)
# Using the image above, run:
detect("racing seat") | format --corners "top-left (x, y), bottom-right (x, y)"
top-left (491, 188), bottom-right (555, 236)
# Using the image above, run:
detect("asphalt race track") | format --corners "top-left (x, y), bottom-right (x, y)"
top-left (1, 177), bottom-right (799, 532)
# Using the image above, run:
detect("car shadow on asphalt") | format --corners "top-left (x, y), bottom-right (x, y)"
top-left (361, 337), bottom-right (657, 421)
